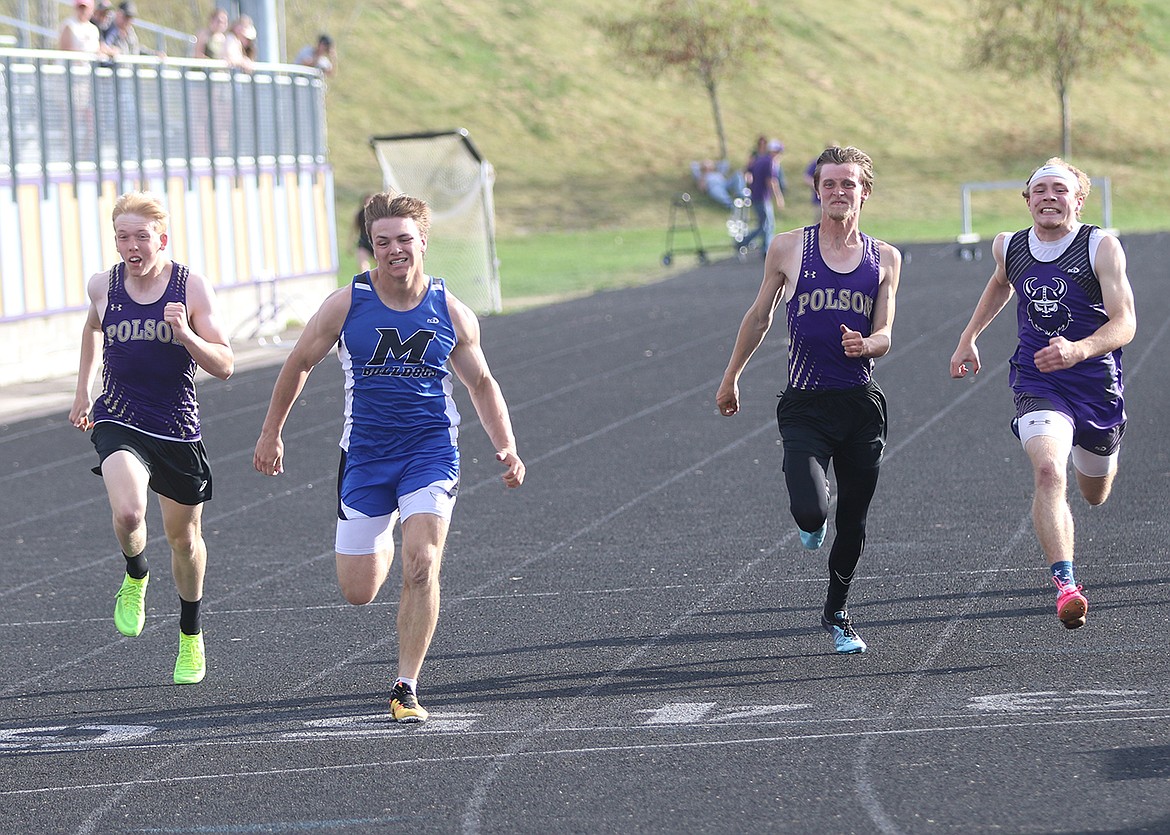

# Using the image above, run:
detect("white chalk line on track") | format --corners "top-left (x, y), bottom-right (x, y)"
top-left (5, 710), bottom-right (1167, 798)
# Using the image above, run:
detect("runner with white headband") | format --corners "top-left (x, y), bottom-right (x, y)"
top-left (949, 156), bottom-right (1136, 631)
top-left (1026, 163), bottom-right (1081, 193)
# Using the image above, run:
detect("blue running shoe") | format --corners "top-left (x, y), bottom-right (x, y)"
top-left (821, 610), bottom-right (867, 654)
top-left (799, 523), bottom-right (827, 550)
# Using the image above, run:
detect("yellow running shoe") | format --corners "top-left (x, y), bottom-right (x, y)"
top-left (390, 681), bottom-right (428, 723)
top-left (173, 631), bottom-right (206, 684)
top-left (113, 573), bottom-right (148, 637)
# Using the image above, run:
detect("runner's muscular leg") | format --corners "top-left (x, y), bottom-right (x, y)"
top-left (396, 512), bottom-right (448, 682)
top-left (1025, 434), bottom-right (1075, 566)
top-left (100, 450), bottom-right (151, 557)
top-left (159, 495), bottom-right (206, 602)
top-left (335, 511), bottom-right (398, 605)
top-left (1075, 470), bottom-right (1115, 507)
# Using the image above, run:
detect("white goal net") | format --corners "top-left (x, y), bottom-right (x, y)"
top-left (370, 129), bottom-right (501, 313)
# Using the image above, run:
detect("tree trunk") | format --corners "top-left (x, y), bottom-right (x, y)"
top-left (1060, 84), bottom-right (1072, 159)
top-left (705, 75), bottom-right (728, 162)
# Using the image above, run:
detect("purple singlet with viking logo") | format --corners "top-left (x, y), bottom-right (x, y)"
top-left (785, 225), bottom-right (880, 390)
top-left (91, 262), bottom-right (201, 441)
top-left (1004, 224), bottom-right (1124, 427)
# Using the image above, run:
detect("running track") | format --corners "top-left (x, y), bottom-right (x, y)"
top-left (2, 234), bottom-right (1169, 834)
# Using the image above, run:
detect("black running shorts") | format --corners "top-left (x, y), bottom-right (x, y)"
top-left (91, 422), bottom-right (213, 505)
top-left (776, 380), bottom-right (888, 469)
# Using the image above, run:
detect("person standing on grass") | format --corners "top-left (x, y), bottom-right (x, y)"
top-left (949, 158), bottom-right (1135, 630)
top-left (740, 139), bottom-right (787, 256)
top-left (716, 146), bottom-right (902, 655)
top-left (70, 191), bottom-right (234, 685)
top-left (253, 192), bottom-right (525, 724)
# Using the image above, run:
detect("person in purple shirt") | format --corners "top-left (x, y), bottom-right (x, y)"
top-left (717, 146), bottom-right (902, 655)
top-left (950, 158), bottom-right (1136, 630)
top-left (70, 191), bottom-right (234, 685)
top-left (740, 139), bottom-right (787, 255)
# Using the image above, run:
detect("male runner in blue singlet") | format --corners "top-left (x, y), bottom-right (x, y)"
top-left (950, 158), bottom-right (1136, 630)
top-left (253, 192), bottom-right (525, 723)
top-left (71, 191), bottom-right (235, 685)
top-left (717, 146), bottom-right (902, 655)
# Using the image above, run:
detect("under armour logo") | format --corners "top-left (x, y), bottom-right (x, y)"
top-left (1027, 419), bottom-right (1052, 426)
top-left (803, 270), bottom-right (817, 281)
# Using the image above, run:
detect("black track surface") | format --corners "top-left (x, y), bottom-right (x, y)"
top-left (3, 234), bottom-right (1168, 834)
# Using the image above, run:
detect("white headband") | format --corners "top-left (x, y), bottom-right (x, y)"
top-left (1028, 164), bottom-right (1079, 192)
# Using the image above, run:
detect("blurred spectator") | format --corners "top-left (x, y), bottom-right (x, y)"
top-left (803, 156), bottom-right (820, 222)
top-left (92, 0), bottom-right (115, 41)
top-left (192, 7), bottom-right (229, 60)
top-left (690, 159), bottom-right (746, 210)
top-left (747, 134), bottom-right (768, 168)
top-left (59, 0), bottom-right (108, 54)
top-left (740, 139), bottom-right (787, 254)
top-left (104, 2), bottom-right (162, 57)
top-left (295, 34), bottom-right (337, 77)
top-left (225, 15), bottom-right (257, 70)
top-left (354, 195), bottom-right (374, 273)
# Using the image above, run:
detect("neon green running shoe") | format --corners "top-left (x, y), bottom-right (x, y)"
top-left (113, 573), bottom-right (148, 637)
top-left (173, 631), bottom-right (206, 685)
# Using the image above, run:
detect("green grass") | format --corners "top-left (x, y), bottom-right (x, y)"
top-left (337, 220), bottom-right (734, 309)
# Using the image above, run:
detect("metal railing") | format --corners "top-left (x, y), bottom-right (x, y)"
top-left (2, 1), bottom-right (197, 56)
top-left (0, 46), bottom-right (336, 338)
top-left (0, 48), bottom-right (328, 193)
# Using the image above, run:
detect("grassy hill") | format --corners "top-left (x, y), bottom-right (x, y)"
top-left (280, 0), bottom-right (1170, 232)
top-left (89, 1), bottom-right (1170, 297)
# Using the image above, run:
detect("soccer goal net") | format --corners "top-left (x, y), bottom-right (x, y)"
top-left (369, 129), bottom-right (501, 313)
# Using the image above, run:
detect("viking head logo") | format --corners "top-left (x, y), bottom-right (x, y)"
top-left (1023, 275), bottom-right (1072, 336)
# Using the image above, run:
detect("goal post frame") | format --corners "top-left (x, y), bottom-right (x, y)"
top-left (369, 128), bottom-right (502, 313)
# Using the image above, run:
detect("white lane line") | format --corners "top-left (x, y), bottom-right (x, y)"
top-left (4, 711), bottom-right (1167, 798)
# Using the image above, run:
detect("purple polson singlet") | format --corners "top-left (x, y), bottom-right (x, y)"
top-left (785, 225), bottom-right (881, 391)
top-left (91, 262), bottom-right (201, 441)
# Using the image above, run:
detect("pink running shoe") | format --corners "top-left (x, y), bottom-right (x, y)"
top-left (1054, 579), bottom-right (1088, 630)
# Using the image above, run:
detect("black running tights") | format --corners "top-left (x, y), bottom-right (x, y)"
top-left (784, 450), bottom-right (881, 615)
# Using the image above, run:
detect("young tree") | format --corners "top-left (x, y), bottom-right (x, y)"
top-left (596, 0), bottom-right (774, 163)
top-left (968, 0), bottom-right (1146, 158)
